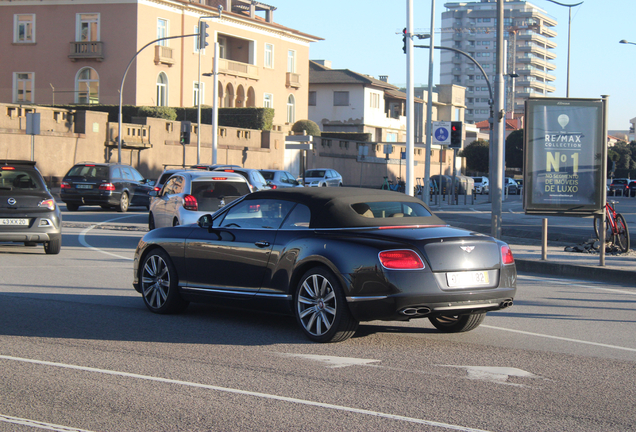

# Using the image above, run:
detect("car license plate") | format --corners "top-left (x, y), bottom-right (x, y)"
top-left (0, 218), bottom-right (29, 226)
top-left (76, 184), bottom-right (93, 189)
top-left (446, 270), bottom-right (489, 288)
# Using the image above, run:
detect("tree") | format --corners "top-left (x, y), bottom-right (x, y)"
top-left (291, 119), bottom-right (321, 136)
top-left (459, 139), bottom-right (489, 174)
top-left (505, 129), bottom-right (524, 169)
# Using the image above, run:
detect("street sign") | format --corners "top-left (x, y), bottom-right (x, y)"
top-left (285, 135), bottom-right (314, 142)
top-left (26, 113), bottom-right (40, 135)
top-left (383, 144), bottom-right (393, 154)
top-left (432, 121), bottom-right (450, 145)
top-left (285, 143), bottom-right (313, 150)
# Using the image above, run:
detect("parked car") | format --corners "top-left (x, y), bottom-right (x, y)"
top-left (133, 188), bottom-right (517, 343)
top-left (609, 178), bottom-right (630, 196)
top-left (60, 163), bottom-right (154, 212)
top-left (259, 169), bottom-right (303, 189)
top-left (148, 171), bottom-right (251, 229)
top-left (628, 180), bottom-right (636, 198)
top-left (472, 176), bottom-right (489, 195)
top-left (212, 167), bottom-right (270, 191)
top-left (504, 177), bottom-right (519, 195)
top-left (299, 169), bottom-right (343, 187)
top-left (0, 160), bottom-right (62, 254)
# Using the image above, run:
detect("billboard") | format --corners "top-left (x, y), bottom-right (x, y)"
top-left (523, 98), bottom-right (606, 215)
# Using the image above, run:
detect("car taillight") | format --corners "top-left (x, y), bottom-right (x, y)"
top-left (1, 166), bottom-right (15, 170)
top-left (60, 182), bottom-right (71, 189)
top-left (501, 245), bottom-right (514, 265)
top-left (99, 183), bottom-right (116, 191)
top-left (270, 184), bottom-right (277, 189)
top-left (183, 194), bottom-right (198, 211)
top-left (39, 199), bottom-right (56, 211)
top-left (153, 186), bottom-right (161, 192)
top-left (378, 250), bottom-right (424, 270)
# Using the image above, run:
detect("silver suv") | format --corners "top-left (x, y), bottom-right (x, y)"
top-left (472, 176), bottom-right (489, 195)
top-left (148, 171), bottom-right (251, 229)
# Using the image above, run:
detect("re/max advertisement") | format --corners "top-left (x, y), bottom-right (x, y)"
top-left (524, 98), bottom-right (606, 215)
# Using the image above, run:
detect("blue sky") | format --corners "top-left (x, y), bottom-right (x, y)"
top-left (273, 0), bottom-right (635, 131)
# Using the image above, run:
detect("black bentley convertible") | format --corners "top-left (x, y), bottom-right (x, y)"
top-left (133, 188), bottom-right (516, 342)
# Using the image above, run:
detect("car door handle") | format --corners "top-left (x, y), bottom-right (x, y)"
top-left (255, 241), bottom-right (270, 248)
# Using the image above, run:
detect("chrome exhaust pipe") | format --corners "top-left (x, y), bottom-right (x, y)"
top-left (400, 307), bottom-right (431, 317)
top-left (499, 300), bottom-right (514, 308)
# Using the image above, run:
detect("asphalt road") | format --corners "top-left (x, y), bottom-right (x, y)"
top-left (1, 205), bottom-right (635, 431)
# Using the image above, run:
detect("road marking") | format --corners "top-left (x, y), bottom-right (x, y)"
top-left (482, 325), bottom-right (636, 353)
top-left (437, 366), bottom-right (542, 387)
top-left (279, 353), bottom-right (380, 368)
top-left (0, 414), bottom-right (94, 432)
top-left (78, 215), bottom-right (139, 261)
top-left (0, 354), bottom-right (490, 432)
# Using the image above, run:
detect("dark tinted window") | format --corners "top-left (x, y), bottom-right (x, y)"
top-left (220, 198), bottom-right (294, 229)
top-left (281, 204), bottom-right (311, 229)
top-left (67, 165), bottom-right (110, 179)
top-left (0, 168), bottom-right (44, 191)
top-left (351, 201), bottom-right (433, 218)
top-left (130, 168), bottom-right (144, 182)
top-left (121, 167), bottom-right (134, 181)
top-left (260, 171), bottom-right (275, 181)
top-left (191, 180), bottom-right (250, 212)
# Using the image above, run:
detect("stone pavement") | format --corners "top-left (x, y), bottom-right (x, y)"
top-left (430, 196), bottom-right (636, 285)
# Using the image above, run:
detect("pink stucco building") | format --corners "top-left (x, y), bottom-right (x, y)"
top-left (0, 0), bottom-right (321, 130)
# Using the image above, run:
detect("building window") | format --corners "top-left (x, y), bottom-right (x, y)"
top-left (157, 72), bottom-right (168, 106)
top-left (14, 14), bottom-right (35, 43)
top-left (287, 50), bottom-right (296, 73)
top-left (263, 93), bottom-right (273, 108)
top-left (333, 91), bottom-right (349, 106)
top-left (264, 43), bottom-right (273, 68)
top-left (218, 37), bottom-right (227, 58)
top-left (13, 72), bottom-right (34, 103)
top-left (308, 91), bottom-right (316, 106)
top-left (194, 81), bottom-right (204, 106)
top-left (77, 13), bottom-right (99, 41)
top-left (76, 67), bottom-right (99, 104)
top-left (286, 94), bottom-right (295, 123)
top-left (157, 18), bottom-right (168, 46)
top-left (370, 93), bottom-right (381, 109)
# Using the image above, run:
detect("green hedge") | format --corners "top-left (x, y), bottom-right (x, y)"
top-left (320, 132), bottom-right (372, 142)
top-left (175, 107), bottom-right (275, 130)
top-left (45, 104), bottom-right (274, 130)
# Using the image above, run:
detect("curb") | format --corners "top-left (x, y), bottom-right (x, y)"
top-left (515, 258), bottom-right (635, 285)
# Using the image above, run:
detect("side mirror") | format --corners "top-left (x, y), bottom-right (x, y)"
top-left (198, 214), bottom-right (214, 229)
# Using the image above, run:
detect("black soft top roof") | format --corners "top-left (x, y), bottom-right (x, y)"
top-left (245, 187), bottom-right (445, 228)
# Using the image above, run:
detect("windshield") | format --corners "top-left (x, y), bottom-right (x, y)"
top-left (0, 169), bottom-right (45, 192)
top-left (191, 180), bottom-right (251, 212)
top-left (305, 170), bottom-right (326, 178)
top-left (67, 165), bottom-right (110, 179)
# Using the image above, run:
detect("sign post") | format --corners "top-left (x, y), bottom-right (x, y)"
top-left (26, 113), bottom-right (41, 161)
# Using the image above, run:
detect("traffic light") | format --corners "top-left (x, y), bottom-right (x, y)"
top-left (450, 121), bottom-right (463, 148)
top-left (199, 22), bottom-right (209, 50)
top-left (180, 121), bottom-right (191, 145)
top-left (402, 28), bottom-right (407, 54)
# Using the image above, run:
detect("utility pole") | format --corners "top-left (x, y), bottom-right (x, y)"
top-left (492, 0), bottom-right (505, 238)
top-left (405, 0), bottom-right (415, 196)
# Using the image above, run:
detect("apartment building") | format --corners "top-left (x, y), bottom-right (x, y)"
top-left (0, 0), bottom-right (321, 130)
top-left (440, 0), bottom-right (558, 124)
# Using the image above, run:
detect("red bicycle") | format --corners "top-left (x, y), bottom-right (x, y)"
top-left (594, 200), bottom-right (630, 253)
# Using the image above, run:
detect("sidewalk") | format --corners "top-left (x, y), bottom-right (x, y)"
top-left (430, 195), bottom-right (636, 285)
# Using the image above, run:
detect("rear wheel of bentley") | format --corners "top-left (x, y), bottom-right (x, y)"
top-left (429, 313), bottom-right (486, 333)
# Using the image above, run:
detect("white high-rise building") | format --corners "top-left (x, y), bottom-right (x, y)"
top-left (440, 0), bottom-right (558, 124)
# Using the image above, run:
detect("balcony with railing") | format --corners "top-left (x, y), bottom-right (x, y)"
top-left (286, 72), bottom-right (301, 88)
top-left (154, 45), bottom-right (175, 66)
top-left (218, 58), bottom-right (259, 80)
top-left (68, 41), bottom-right (104, 61)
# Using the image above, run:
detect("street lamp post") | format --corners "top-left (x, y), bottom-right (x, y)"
top-left (619, 39), bottom-right (636, 46)
top-left (546, 0), bottom-right (583, 98)
top-left (196, 5), bottom-right (223, 165)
